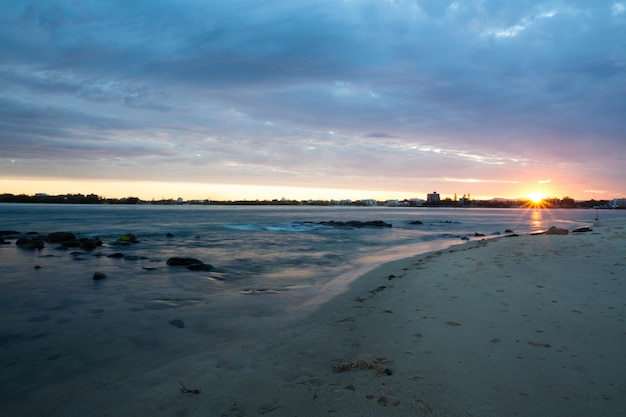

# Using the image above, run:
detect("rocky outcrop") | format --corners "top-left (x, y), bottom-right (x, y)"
top-left (572, 227), bottom-right (592, 233)
top-left (16, 237), bottom-right (45, 249)
top-left (116, 233), bottom-right (139, 243)
top-left (546, 226), bottom-right (569, 235)
top-left (167, 257), bottom-right (214, 271)
top-left (46, 232), bottom-right (77, 243)
top-left (319, 220), bottom-right (392, 228)
top-left (57, 237), bottom-right (103, 250)
top-left (93, 272), bottom-right (107, 280)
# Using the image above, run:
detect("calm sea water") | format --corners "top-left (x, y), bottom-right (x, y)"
top-left (0, 204), bottom-right (621, 413)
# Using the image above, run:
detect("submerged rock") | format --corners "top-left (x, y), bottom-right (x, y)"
top-left (169, 319), bottom-right (185, 328)
top-left (186, 263), bottom-right (214, 271)
top-left (572, 227), bottom-right (592, 233)
top-left (16, 238), bottom-right (44, 249)
top-left (318, 220), bottom-right (392, 228)
top-left (92, 272), bottom-right (107, 280)
top-left (80, 237), bottom-right (103, 250)
top-left (116, 233), bottom-right (139, 243)
top-left (167, 257), bottom-right (214, 271)
top-left (46, 232), bottom-right (77, 243)
top-left (0, 230), bottom-right (20, 236)
top-left (167, 257), bottom-right (204, 266)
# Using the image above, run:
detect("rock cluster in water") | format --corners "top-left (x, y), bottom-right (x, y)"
top-left (297, 220), bottom-right (392, 228)
top-left (0, 230), bottom-right (217, 281)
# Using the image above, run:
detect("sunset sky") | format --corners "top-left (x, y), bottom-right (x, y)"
top-left (1, 1), bottom-right (625, 201)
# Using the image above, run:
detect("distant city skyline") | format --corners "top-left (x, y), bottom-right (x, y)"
top-left (1, 2), bottom-right (624, 201)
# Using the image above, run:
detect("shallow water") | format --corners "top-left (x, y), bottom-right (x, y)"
top-left (0, 204), bottom-right (620, 413)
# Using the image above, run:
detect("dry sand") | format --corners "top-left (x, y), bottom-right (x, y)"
top-left (7, 218), bottom-right (626, 417)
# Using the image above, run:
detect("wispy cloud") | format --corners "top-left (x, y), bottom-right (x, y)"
top-left (0, 0), bottom-right (624, 198)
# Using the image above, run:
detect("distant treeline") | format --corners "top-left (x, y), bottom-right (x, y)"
top-left (0, 193), bottom-right (613, 209)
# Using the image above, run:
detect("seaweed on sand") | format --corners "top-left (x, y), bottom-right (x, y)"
top-left (333, 356), bottom-right (392, 375)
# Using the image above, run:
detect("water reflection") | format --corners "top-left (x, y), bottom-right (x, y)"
top-left (531, 209), bottom-right (543, 230)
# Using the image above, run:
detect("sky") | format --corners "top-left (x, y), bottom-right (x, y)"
top-left (1, 0), bottom-right (625, 201)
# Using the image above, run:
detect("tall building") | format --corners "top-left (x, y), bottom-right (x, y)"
top-left (427, 191), bottom-right (440, 204)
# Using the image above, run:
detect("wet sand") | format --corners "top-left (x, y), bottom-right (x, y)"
top-left (3, 219), bottom-right (625, 416)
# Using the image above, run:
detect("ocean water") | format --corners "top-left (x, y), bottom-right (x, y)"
top-left (0, 204), bottom-right (619, 413)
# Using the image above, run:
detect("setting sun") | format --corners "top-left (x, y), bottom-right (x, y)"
top-left (527, 191), bottom-right (547, 204)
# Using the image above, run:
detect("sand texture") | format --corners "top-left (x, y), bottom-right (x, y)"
top-left (3, 219), bottom-right (625, 416)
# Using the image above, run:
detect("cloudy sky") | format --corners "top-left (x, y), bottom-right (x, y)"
top-left (1, 0), bottom-right (624, 201)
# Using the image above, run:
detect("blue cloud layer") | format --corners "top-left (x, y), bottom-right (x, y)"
top-left (1, 0), bottom-right (624, 196)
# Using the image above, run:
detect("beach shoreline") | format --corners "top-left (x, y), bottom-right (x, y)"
top-left (2, 218), bottom-right (625, 416)
top-left (162, 218), bottom-right (625, 417)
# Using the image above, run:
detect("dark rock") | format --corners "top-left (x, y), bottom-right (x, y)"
top-left (167, 257), bottom-right (204, 266)
top-left (409, 220), bottom-right (423, 225)
top-left (34, 265), bottom-right (42, 269)
top-left (0, 237), bottom-right (10, 245)
top-left (167, 257), bottom-right (214, 271)
top-left (0, 230), bottom-right (20, 236)
top-left (92, 272), bottom-right (107, 280)
top-left (572, 227), bottom-right (592, 233)
top-left (16, 238), bottom-right (45, 249)
top-left (80, 237), bottom-right (102, 250)
top-left (474, 233), bottom-right (485, 237)
top-left (319, 220), bottom-right (392, 228)
top-left (187, 263), bottom-right (214, 271)
top-left (61, 240), bottom-right (83, 248)
top-left (504, 229), bottom-right (514, 233)
top-left (354, 220), bottom-right (391, 228)
top-left (169, 319), bottom-right (185, 328)
top-left (46, 232), bottom-right (77, 243)
top-left (546, 226), bottom-right (569, 235)
top-left (116, 233), bottom-right (139, 243)
top-left (107, 252), bottom-right (125, 258)
top-left (166, 232), bottom-right (174, 238)
top-left (123, 255), bottom-right (149, 261)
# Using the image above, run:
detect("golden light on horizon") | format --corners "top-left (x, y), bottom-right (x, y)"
top-left (527, 191), bottom-right (547, 204)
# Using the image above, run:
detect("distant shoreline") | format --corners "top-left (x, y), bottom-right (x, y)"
top-left (0, 193), bottom-right (618, 209)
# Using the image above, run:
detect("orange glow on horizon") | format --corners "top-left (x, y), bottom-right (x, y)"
top-left (0, 177), bottom-right (614, 202)
top-left (527, 191), bottom-right (548, 204)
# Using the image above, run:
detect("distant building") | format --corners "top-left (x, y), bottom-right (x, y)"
top-left (612, 198), bottom-right (626, 208)
top-left (427, 191), bottom-right (440, 204)
top-left (408, 198), bottom-right (425, 206)
top-left (386, 199), bottom-right (399, 207)
top-left (360, 199), bottom-right (377, 206)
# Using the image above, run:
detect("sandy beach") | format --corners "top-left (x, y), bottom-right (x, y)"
top-left (4, 217), bottom-right (625, 416)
